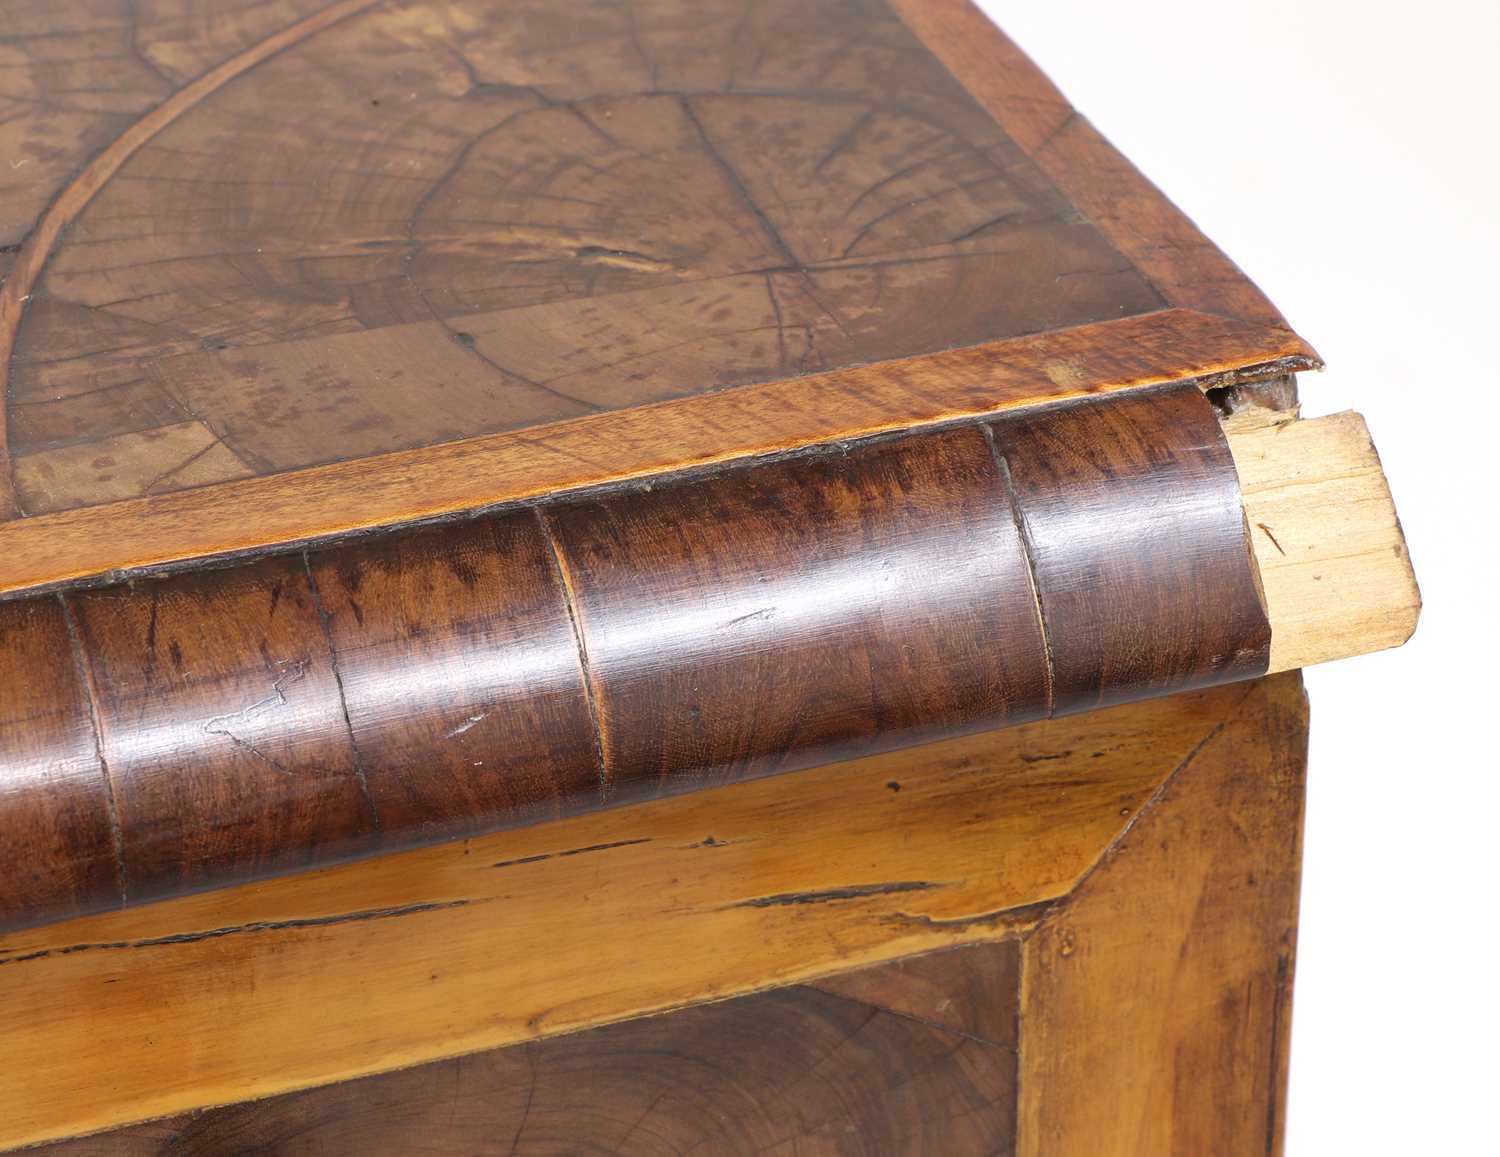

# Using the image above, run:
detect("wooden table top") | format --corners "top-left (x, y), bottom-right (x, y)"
top-left (0, 0), bottom-right (1315, 594)
top-left (1, 0), bottom-right (1417, 967)
top-left (0, 13), bottom-right (1417, 1144)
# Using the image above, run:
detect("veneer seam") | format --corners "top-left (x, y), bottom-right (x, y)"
top-left (57, 593), bottom-right (129, 907)
top-left (0, 0), bottom-right (386, 521)
top-left (533, 510), bottom-right (612, 802)
top-left (982, 423), bottom-right (1056, 717)
top-left (301, 551), bottom-right (382, 834)
top-left (0, 315), bottom-right (1317, 603)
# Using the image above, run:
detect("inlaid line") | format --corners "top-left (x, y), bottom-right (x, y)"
top-left (0, 0), bottom-right (385, 518)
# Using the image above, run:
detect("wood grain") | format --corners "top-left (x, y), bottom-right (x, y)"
top-left (2, 0), bottom-right (1189, 520)
top-left (0, 599), bottom-right (121, 927)
top-left (0, 383), bottom-right (1273, 932)
top-left (66, 553), bottom-right (379, 905)
top-left (812, 937), bottom-right (1020, 1048)
top-left (0, 682), bottom-right (1244, 1149)
top-left (0, 0), bottom-right (383, 518)
top-left (0, 0), bottom-right (1318, 594)
top-left (306, 512), bottom-right (602, 839)
top-left (891, 0), bottom-right (1305, 332)
top-left (29, 942), bottom-right (1023, 1156)
top-left (1017, 672), bottom-right (1308, 1155)
top-left (0, 8), bottom-right (1390, 1149)
top-left (1228, 407), bottom-right (1421, 671)
top-left (991, 383), bottom-right (1271, 712)
top-left (0, 308), bottom-right (1312, 598)
top-left (13, 677), bottom-right (1308, 1155)
top-left (541, 422), bottom-right (1050, 792)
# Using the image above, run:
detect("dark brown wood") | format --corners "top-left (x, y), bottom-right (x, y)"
top-left (307, 513), bottom-right (601, 839)
top-left (542, 422), bottom-right (1049, 793)
top-left (0, 383), bottom-right (1269, 933)
top-left (0, 7), bottom-right (1376, 1149)
top-left (0, 0), bottom-right (1177, 519)
top-left (67, 552), bottom-right (378, 905)
top-left (892, 0), bottom-right (1299, 331)
top-left (989, 384), bottom-right (1271, 712)
top-left (0, 600), bottom-right (121, 927)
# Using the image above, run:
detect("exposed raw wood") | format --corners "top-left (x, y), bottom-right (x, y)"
top-left (1236, 409), bottom-right (1421, 672)
top-left (0, 4), bottom-right (1400, 1152)
top-left (0, 375), bottom-right (1419, 701)
top-left (0, 392), bottom-right (1415, 942)
top-left (0, 683), bottom-right (1242, 1150)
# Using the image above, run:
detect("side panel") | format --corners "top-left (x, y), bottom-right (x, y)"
top-left (1018, 673), bottom-right (1308, 1156)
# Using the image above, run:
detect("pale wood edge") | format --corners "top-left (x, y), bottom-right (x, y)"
top-left (0, 309), bottom-right (1312, 599)
top-left (1228, 408), bottom-right (1421, 672)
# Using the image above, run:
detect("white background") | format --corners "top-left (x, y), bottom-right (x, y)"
top-left (974, 1), bottom-right (1498, 1151)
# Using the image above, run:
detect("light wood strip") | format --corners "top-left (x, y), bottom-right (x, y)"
top-left (0, 684), bottom-right (1243, 1149)
top-left (1237, 409), bottom-right (1421, 672)
top-left (0, 308), bottom-right (1311, 598)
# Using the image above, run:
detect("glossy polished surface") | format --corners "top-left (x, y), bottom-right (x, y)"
top-left (307, 514), bottom-right (601, 838)
top-left (992, 385), bottom-right (1272, 712)
top-left (70, 554), bottom-right (377, 904)
top-left (544, 424), bottom-right (1049, 793)
top-left (0, 383), bottom-right (1270, 932)
top-left (0, 600), bottom-right (120, 925)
